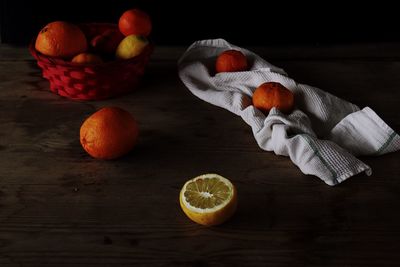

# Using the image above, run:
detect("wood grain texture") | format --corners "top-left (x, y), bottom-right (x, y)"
top-left (0, 45), bottom-right (399, 266)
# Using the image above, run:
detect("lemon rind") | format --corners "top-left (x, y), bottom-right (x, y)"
top-left (180, 173), bottom-right (234, 214)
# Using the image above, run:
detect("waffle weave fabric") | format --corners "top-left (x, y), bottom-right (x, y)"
top-left (178, 39), bottom-right (400, 186)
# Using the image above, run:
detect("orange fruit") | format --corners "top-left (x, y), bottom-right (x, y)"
top-left (80, 107), bottom-right (139, 160)
top-left (215, 50), bottom-right (248, 73)
top-left (179, 173), bottom-right (238, 226)
top-left (118, 9), bottom-right (152, 37)
top-left (71, 53), bottom-right (103, 64)
top-left (35, 21), bottom-right (87, 58)
top-left (90, 29), bottom-right (125, 54)
top-left (252, 82), bottom-right (295, 114)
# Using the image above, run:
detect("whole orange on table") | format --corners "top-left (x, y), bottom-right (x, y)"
top-left (35, 21), bottom-right (87, 58)
top-left (252, 82), bottom-right (295, 114)
top-left (80, 107), bottom-right (139, 160)
top-left (215, 49), bottom-right (249, 73)
top-left (119, 8), bottom-right (152, 37)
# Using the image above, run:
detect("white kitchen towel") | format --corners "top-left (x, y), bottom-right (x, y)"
top-left (178, 39), bottom-right (400, 186)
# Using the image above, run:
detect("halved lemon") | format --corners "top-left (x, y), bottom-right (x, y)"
top-left (179, 173), bottom-right (237, 226)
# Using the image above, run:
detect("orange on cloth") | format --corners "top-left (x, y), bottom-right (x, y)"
top-left (252, 82), bottom-right (294, 114)
top-left (215, 50), bottom-right (248, 73)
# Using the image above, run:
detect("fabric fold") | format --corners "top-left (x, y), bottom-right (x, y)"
top-left (178, 39), bottom-right (399, 185)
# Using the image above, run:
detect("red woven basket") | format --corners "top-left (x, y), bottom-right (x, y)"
top-left (29, 23), bottom-right (153, 100)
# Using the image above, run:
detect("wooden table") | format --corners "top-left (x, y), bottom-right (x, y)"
top-left (1, 44), bottom-right (399, 266)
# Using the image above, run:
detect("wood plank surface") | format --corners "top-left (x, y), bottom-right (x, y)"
top-left (0, 45), bottom-right (399, 266)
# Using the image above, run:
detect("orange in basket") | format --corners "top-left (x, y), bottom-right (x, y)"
top-left (35, 21), bottom-right (87, 58)
top-left (71, 53), bottom-right (103, 64)
top-left (119, 9), bottom-right (152, 37)
top-left (29, 23), bottom-right (153, 101)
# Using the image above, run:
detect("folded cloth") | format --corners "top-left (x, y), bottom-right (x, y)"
top-left (178, 39), bottom-right (400, 186)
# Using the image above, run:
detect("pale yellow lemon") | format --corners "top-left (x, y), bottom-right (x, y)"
top-left (115, 34), bottom-right (148, 60)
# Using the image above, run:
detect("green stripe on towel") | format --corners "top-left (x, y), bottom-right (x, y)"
top-left (375, 131), bottom-right (397, 155)
top-left (300, 134), bottom-right (338, 182)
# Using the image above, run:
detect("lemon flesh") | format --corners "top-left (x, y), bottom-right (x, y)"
top-left (180, 174), bottom-right (237, 226)
top-left (184, 177), bottom-right (232, 210)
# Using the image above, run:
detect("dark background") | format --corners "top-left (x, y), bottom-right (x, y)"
top-left (1, 0), bottom-right (399, 46)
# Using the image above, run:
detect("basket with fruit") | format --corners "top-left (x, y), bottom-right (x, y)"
top-left (29, 9), bottom-right (153, 100)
